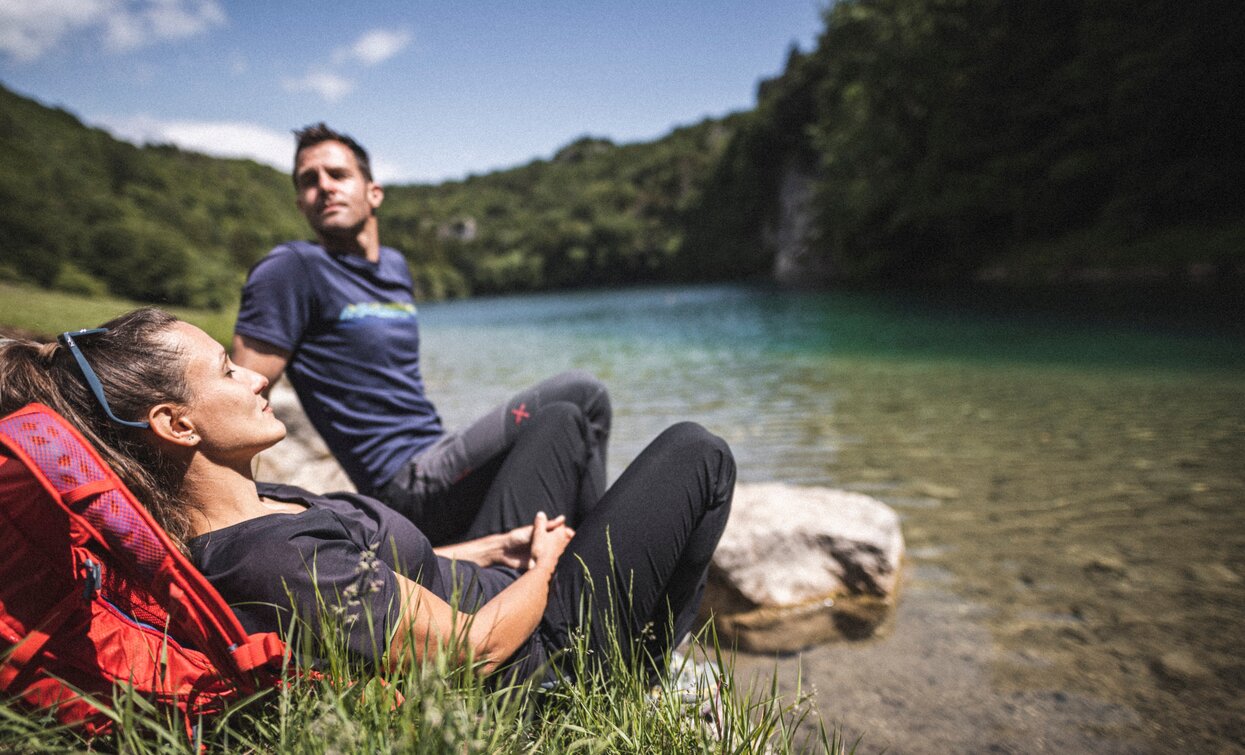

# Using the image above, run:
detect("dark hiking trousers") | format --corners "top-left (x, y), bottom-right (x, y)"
top-left (448, 403), bottom-right (735, 675)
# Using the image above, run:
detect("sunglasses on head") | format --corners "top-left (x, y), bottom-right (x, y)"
top-left (57, 328), bottom-right (151, 430)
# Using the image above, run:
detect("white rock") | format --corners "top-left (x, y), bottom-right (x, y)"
top-left (702, 483), bottom-right (905, 650)
top-left (712, 482), bottom-right (904, 607)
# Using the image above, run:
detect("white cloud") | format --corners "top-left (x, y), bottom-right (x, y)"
top-left (103, 0), bottom-right (226, 51)
top-left (93, 114), bottom-right (294, 172)
top-left (368, 157), bottom-right (405, 185)
top-left (281, 71), bottom-right (355, 103)
top-left (144, 0), bottom-right (225, 40)
top-left (278, 28), bottom-right (409, 104)
top-left (333, 28), bottom-right (412, 66)
top-left (94, 114), bottom-right (417, 184)
top-left (0, 0), bottom-right (225, 61)
top-left (0, 0), bottom-right (108, 62)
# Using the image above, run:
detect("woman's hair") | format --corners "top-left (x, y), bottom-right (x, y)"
top-left (0, 308), bottom-right (198, 549)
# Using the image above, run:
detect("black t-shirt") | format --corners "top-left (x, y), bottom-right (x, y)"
top-left (188, 482), bottom-right (547, 676)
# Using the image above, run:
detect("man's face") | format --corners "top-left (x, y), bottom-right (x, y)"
top-left (293, 140), bottom-right (383, 241)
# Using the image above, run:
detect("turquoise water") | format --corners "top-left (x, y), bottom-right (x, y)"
top-left (417, 284), bottom-right (1245, 750)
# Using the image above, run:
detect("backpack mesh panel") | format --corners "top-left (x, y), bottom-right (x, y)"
top-left (0, 412), bottom-right (165, 581)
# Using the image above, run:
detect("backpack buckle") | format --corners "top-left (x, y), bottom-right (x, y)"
top-left (81, 558), bottom-right (102, 601)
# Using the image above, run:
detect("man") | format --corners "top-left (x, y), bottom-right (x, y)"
top-left (232, 123), bottom-right (611, 545)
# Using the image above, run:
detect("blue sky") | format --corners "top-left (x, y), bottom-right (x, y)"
top-left (0, 0), bottom-right (825, 184)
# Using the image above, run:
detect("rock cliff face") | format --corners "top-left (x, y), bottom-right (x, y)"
top-left (766, 160), bottom-right (833, 286)
top-left (257, 381), bottom-right (904, 652)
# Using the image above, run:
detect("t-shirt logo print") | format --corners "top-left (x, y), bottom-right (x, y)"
top-left (338, 302), bottom-right (417, 322)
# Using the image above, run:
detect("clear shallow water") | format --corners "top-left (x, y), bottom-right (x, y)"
top-left (417, 284), bottom-right (1245, 751)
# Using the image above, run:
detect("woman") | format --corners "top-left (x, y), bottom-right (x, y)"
top-left (0, 309), bottom-right (734, 682)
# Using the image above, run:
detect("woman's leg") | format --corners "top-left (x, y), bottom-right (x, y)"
top-left (540, 422), bottom-right (735, 675)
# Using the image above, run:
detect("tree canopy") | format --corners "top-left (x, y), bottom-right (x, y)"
top-left (0, 85), bottom-right (307, 307)
top-left (682, 0), bottom-right (1244, 284)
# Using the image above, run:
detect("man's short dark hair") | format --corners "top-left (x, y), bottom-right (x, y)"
top-left (292, 123), bottom-right (373, 184)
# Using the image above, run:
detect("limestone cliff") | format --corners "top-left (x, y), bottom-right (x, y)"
top-left (764, 160), bottom-right (832, 287)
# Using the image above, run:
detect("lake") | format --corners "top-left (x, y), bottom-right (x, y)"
top-left (416, 283), bottom-right (1244, 753)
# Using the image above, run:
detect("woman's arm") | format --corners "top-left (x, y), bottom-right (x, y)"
top-left (390, 511), bottom-right (573, 674)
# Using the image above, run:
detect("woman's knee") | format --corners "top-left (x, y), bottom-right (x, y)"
top-left (653, 422), bottom-right (735, 508)
top-left (654, 421), bottom-right (729, 455)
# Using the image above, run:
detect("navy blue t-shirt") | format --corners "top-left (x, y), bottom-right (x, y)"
top-left (188, 482), bottom-right (548, 677)
top-left (235, 242), bottom-right (444, 492)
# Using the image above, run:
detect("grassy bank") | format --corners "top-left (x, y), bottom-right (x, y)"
top-left (0, 620), bottom-right (844, 754)
top-left (0, 282), bottom-right (237, 344)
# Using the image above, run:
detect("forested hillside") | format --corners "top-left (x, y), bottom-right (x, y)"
top-left (2, 0), bottom-right (1240, 308)
top-left (0, 84), bottom-right (306, 307)
top-left (0, 83), bottom-right (733, 305)
top-left (379, 120), bottom-right (736, 298)
top-left (686, 0), bottom-right (1245, 285)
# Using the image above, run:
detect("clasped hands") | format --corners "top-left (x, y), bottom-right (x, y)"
top-left (433, 511), bottom-right (574, 571)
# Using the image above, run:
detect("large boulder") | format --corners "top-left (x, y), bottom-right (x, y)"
top-left (703, 483), bottom-right (904, 653)
top-left (252, 381), bottom-right (354, 494)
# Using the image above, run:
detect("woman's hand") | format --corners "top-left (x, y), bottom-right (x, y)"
top-left (527, 511), bottom-right (574, 573)
top-left (393, 511), bottom-right (574, 674)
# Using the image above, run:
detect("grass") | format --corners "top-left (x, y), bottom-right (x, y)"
top-left (0, 605), bottom-right (847, 754)
top-left (0, 281), bottom-right (238, 345)
top-left (1, 542), bottom-right (849, 753)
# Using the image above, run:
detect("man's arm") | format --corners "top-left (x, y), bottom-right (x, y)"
top-left (231, 334), bottom-right (291, 389)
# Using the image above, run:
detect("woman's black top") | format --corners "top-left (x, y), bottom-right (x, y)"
top-left (187, 482), bottom-right (548, 678)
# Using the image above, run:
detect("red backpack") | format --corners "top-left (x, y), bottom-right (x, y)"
top-left (0, 403), bottom-right (286, 737)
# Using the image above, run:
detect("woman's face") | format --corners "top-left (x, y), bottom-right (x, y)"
top-left (167, 322), bottom-right (286, 462)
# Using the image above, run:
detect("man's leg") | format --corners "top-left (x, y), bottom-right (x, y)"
top-left (456, 369), bottom-right (611, 507)
top-left (455, 401), bottom-right (593, 540)
top-left (379, 370), bottom-right (611, 541)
